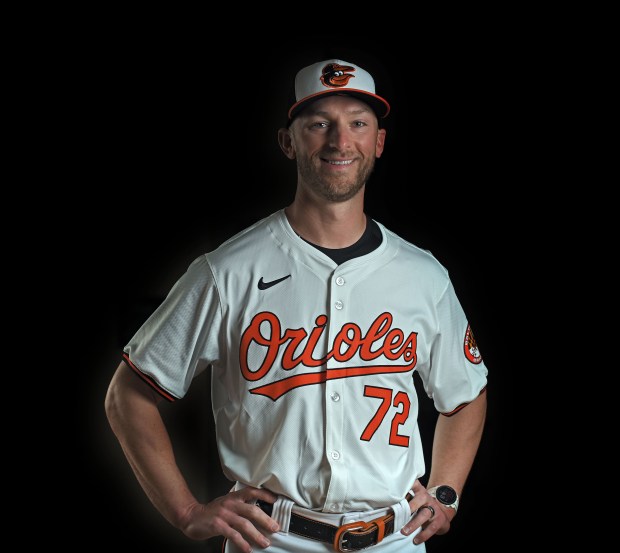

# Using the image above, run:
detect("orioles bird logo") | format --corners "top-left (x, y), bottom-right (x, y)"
top-left (463, 324), bottom-right (483, 365)
top-left (320, 63), bottom-right (356, 88)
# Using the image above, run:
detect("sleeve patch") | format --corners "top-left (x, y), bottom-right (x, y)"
top-left (463, 324), bottom-right (483, 365)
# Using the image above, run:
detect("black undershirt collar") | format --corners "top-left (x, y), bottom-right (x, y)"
top-left (299, 217), bottom-right (383, 265)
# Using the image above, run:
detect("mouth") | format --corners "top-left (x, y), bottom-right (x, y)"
top-left (321, 158), bottom-right (354, 166)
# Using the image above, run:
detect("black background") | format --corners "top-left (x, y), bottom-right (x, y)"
top-left (73, 38), bottom-right (544, 551)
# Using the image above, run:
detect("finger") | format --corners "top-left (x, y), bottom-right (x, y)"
top-left (208, 493), bottom-right (279, 549)
top-left (234, 486), bottom-right (279, 506)
top-left (400, 505), bottom-right (435, 536)
top-left (406, 488), bottom-right (432, 513)
top-left (242, 501), bottom-right (280, 533)
top-left (412, 518), bottom-right (445, 545)
top-left (227, 515), bottom-right (275, 551)
top-left (217, 496), bottom-right (279, 534)
top-left (222, 526), bottom-right (267, 553)
top-left (232, 490), bottom-right (280, 532)
top-left (419, 504), bottom-right (435, 521)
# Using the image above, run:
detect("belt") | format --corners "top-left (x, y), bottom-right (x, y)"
top-left (257, 496), bottom-right (411, 552)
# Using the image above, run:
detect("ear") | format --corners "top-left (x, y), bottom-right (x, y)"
top-left (375, 128), bottom-right (387, 158)
top-left (278, 127), bottom-right (296, 159)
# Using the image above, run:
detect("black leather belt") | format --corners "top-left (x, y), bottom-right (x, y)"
top-left (257, 499), bottom-right (402, 552)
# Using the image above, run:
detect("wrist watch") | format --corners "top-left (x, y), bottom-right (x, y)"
top-left (428, 485), bottom-right (460, 513)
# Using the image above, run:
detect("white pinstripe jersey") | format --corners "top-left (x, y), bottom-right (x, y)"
top-left (123, 209), bottom-right (488, 513)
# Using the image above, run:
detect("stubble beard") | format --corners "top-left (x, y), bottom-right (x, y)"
top-left (296, 152), bottom-right (376, 203)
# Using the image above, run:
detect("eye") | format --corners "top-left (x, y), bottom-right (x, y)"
top-left (310, 121), bottom-right (329, 129)
top-left (353, 120), bottom-right (368, 128)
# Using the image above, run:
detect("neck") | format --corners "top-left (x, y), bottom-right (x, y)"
top-left (285, 191), bottom-right (367, 249)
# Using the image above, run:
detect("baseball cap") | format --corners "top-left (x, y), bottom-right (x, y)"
top-left (288, 59), bottom-right (391, 121)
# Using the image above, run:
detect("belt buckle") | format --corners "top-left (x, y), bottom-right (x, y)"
top-left (333, 520), bottom-right (374, 552)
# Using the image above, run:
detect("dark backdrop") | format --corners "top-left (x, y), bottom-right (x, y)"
top-left (75, 40), bottom-right (538, 552)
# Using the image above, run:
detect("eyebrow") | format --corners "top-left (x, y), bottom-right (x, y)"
top-left (307, 107), bottom-right (372, 117)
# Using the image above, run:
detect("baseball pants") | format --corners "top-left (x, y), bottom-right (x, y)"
top-left (224, 493), bottom-right (425, 552)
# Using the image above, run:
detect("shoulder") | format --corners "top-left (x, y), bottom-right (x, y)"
top-left (207, 210), bottom-right (283, 262)
top-left (176, 213), bottom-right (280, 285)
top-left (376, 220), bottom-right (450, 281)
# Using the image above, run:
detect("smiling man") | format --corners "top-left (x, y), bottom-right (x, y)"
top-left (105, 58), bottom-right (488, 553)
top-left (281, 94), bottom-right (385, 204)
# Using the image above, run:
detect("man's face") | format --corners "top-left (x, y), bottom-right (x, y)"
top-left (288, 95), bottom-right (386, 203)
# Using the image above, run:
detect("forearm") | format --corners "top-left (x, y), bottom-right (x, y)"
top-left (427, 390), bottom-right (487, 495)
top-left (105, 363), bottom-right (197, 530)
top-left (402, 393), bottom-right (487, 543)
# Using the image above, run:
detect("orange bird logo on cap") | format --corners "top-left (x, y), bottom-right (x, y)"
top-left (320, 63), bottom-right (356, 88)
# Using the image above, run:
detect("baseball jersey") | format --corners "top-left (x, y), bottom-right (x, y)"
top-left (123, 209), bottom-right (488, 513)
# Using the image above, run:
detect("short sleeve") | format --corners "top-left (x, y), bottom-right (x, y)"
top-left (122, 255), bottom-right (222, 400)
top-left (417, 280), bottom-right (488, 414)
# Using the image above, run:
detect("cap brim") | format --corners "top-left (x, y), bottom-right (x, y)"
top-left (288, 90), bottom-right (391, 121)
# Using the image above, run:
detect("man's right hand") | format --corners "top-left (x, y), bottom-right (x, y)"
top-left (179, 487), bottom-right (280, 553)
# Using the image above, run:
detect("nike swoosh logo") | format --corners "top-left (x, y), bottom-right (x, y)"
top-left (258, 274), bottom-right (291, 290)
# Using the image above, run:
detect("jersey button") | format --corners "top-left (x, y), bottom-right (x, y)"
top-left (331, 451), bottom-right (341, 460)
top-left (331, 392), bottom-right (340, 402)
top-left (334, 301), bottom-right (343, 310)
top-left (335, 276), bottom-right (345, 286)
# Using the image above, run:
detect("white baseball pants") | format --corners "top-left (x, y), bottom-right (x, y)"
top-left (224, 493), bottom-right (425, 552)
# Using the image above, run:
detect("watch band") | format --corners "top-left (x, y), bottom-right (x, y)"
top-left (427, 485), bottom-right (460, 513)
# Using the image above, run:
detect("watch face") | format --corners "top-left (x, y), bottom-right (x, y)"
top-left (436, 485), bottom-right (458, 505)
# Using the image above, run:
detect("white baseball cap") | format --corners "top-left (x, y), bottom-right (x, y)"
top-left (288, 59), bottom-right (391, 120)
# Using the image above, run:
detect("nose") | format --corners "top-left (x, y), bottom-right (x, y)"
top-left (327, 123), bottom-right (350, 150)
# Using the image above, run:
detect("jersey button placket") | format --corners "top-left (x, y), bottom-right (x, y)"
top-left (334, 276), bottom-right (345, 311)
top-left (324, 272), bottom-right (349, 512)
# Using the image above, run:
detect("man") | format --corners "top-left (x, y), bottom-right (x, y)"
top-left (105, 58), bottom-right (488, 552)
